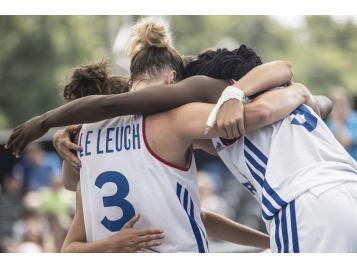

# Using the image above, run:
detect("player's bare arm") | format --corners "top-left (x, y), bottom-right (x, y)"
top-left (6, 61), bottom-right (292, 157)
top-left (191, 90), bottom-right (333, 155)
top-left (169, 83), bottom-right (313, 145)
top-left (201, 210), bottom-right (269, 249)
top-left (143, 83), bottom-right (310, 169)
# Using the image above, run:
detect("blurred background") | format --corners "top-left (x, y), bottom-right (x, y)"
top-left (1, 15), bottom-right (357, 253)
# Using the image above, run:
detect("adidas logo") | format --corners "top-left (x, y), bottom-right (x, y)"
top-left (215, 142), bottom-right (224, 152)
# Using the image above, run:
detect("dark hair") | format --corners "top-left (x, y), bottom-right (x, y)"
top-left (63, 61), bottom-right (129, 101)
top-left (126, 18), bottom-right (185, 83)
top-left (184, 44), bottom-right (262, 80)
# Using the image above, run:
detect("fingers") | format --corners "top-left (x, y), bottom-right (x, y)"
top-left (224, 123), bottom-right (234, 139)
top-left (10, 134), bottom-right (25, 158)
top-left (137, 233), bottom-right (165, 243)
top-left (123, 214), bottom-right (140, 228)
top-left (62, 149), bottom-right (81, 168)
top-left (231, 120), bottom-right (240, 138)
top-left (136, 240), bottom-right (162, 250)
top-left (136, 228), bottom-right (164, 236)
top-left (5, 129), bottom-right (20, 151)
top-left (70, 164), bottom-right (79, 175)
top-left (17, 137), bottom-right (30, 158)
top-left (237, 118), bottom-right (246, 136)
top-left (66, 124), bottom-right (82, 133)
top-left (65, 140), bottom-right (83, 152)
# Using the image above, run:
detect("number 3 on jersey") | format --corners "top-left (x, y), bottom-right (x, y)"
top-left (95, 171), bottom-right (135, 232)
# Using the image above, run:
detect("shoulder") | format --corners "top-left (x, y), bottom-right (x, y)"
top-left (179, 75), bottom-right (227, 87)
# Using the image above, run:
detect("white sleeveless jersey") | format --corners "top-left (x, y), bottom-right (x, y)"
top-left (78, 115), bottom-right (208, 252)
top-left (212, 104), bottom-right (357, 223)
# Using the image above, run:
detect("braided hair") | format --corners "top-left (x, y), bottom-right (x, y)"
top-left (184, 44), bottom-right (262, 81)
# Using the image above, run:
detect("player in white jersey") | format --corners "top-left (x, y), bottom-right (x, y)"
top-left (58, 75), bottom-right (311, 252)
top-left (57, 21), bottom-right (306, 252)
top-left (76, 114), bottom-right (210, 252)
top-left (8, 22), bottom-right (318, 252)
top-left (6, 20), bottom-right (327, 252)
top-left (210, 101), bottom-right (357, 252)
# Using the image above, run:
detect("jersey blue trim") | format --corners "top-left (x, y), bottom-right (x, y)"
top-left (262, 209), bottom-right (273, 220)
top-left (244, 138), bottom-right (289, 222)
top-left (262, 195), bottom-right (279, 215)
top-left (289, 200), bottom-right (300, 253)
top-left (244, 150), bottom-right (266, 176)
top-left (281, 206), bottom-right (289, 253)
top-left (176, 183), bottom-right (206, 253)
top-left (189, 198), bottom-right (194, 218)
top-left (183, 189), bottom-right (189, 212)
top-left (245, 161), bottom-right (264, 187)
top-left (244, 137), bottom-right (268, 165)
top-left (274, 214), bottom-right (282, 253)
top-left (176, 183), bottom-right (182, 200)
top-left (263, 181), bottom-right (288, 208)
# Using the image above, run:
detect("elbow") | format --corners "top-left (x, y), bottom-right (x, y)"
top-left (276, 60), bottom-right (293, 83)
top-left (283, 61), bottom-right (293, 82)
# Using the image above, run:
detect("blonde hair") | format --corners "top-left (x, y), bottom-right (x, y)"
top-left (126, 18), bottom-right (172, 59)
top-left (125, 17), bottom-right (184, 82)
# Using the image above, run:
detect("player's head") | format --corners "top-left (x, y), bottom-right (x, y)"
top-left (183, 44), bottom-right (262, 81)
top-left (62, 61), bottom-right (129, 101)
top-left (126, 18), bottom-right (185, 87)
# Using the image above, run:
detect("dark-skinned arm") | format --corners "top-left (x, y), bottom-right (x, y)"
top-left (6, 61), bottom-right (292, 156)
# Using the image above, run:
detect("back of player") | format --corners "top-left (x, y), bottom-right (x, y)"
top-left (78, 115), bottom-right (208, 252)
top-left (212, 104), bottom-right (357, 252)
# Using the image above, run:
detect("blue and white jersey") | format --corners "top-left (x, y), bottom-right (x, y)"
top-left (78, 115), bottom-right (208, 252)
top-left (212, 104), bottom-right (357, 227)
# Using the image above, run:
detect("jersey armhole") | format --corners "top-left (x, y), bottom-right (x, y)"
top-left (142, 116), bottom-right (193, 172)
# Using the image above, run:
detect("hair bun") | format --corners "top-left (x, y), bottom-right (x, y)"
top-left (73, 62), bottom-right (109, 85)
top-left (126, 18), bottom-right (172, 59)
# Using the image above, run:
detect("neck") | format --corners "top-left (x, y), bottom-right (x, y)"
top-left (131, 77), bottom-right (166, 91)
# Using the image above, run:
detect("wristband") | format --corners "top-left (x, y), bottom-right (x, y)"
top-left (206, 86), bottom-right (245, 128)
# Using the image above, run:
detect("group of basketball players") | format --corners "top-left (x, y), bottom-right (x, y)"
top-left (5, 18), bottom-right (357, 252)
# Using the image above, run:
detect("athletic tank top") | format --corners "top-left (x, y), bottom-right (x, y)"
top-left (212, 104), bottom-right (357, 226)
top-left (78, 115), bottom-right (208, 252)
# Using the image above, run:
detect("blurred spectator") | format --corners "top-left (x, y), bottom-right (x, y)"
top-left (327, 88), bottom-right (357, 160)
top-left (0, 175), bottom-right (24, 247)
top-left (0, 142), bottom-right (75, 252)
top-left (38, 177), bottom-right (75, 250)
top-left (12, 208), bottom-right (49, 252)
top-left (12, 143), bottom-right (61, 192)
top-left (198, 171), bottom-right (234, 218)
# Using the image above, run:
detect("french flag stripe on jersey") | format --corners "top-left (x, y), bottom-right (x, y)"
top-left (176, 183), bottom-right (206, 253)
